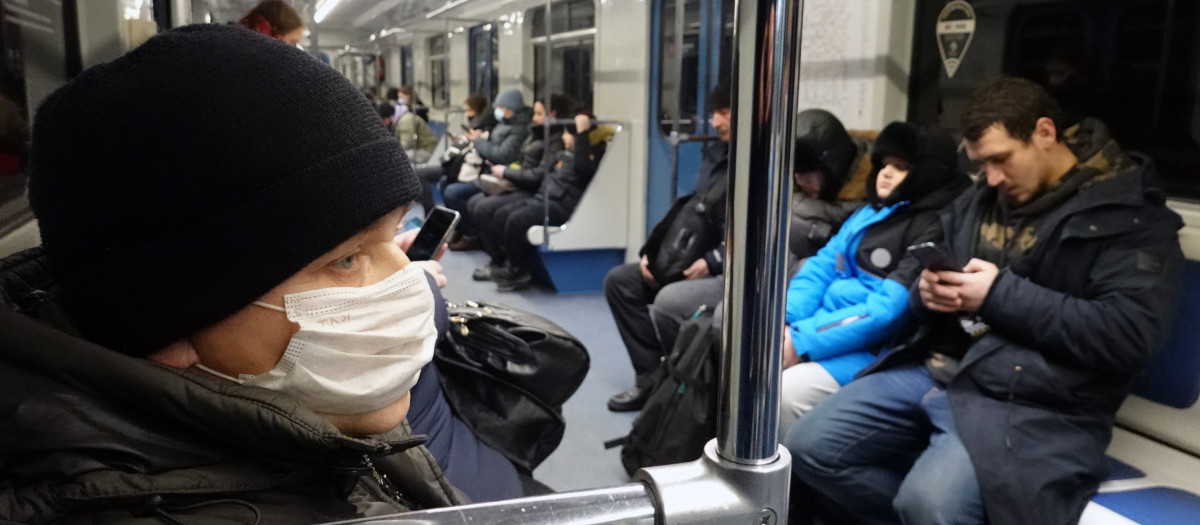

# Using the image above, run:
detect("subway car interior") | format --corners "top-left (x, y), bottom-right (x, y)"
top-left (2, 0), bottom-right (1200, 523)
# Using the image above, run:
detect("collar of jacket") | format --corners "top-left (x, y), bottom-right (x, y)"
top-left (0, 306), bottom-right (422, 493)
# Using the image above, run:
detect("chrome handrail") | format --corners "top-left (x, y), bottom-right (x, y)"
top-left (328, 0), bottom-right (805, 521)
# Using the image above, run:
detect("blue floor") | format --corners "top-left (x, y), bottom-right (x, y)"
top-left (437, 248), bottom-right (638, 492)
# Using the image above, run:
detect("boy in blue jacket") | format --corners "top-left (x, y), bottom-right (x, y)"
top-left (778, 122), bottom-right (969, 436)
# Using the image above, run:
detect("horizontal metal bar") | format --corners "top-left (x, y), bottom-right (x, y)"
top-left (543, 118), bottom-right (624, 128)
top-left (529, 28), bottom-right (598, 44)
top-left (323, 483), bottom-right (657, 525)
top-left (668, 133), bottom-right (720, 146)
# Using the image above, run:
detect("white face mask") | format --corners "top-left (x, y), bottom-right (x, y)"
top-left (195, 265), bottom-right (436, 415)
top-left (493, 107), bottom-right (506, 122)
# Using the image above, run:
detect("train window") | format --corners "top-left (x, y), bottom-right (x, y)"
top-left (657, 0), bottom-right (701, 135)
top-left (427, 35), bottom-right (449, 109)
top-left (469, 23), bottom-right (498, 102)
top-left (530, 0), bottom-right (595, 38)
top-left (909, 0), bottom-right (1200, 201)
top-left (400, 45), bottom-right (414, 88)
top-left (529, 0), bottom-right (596, 110)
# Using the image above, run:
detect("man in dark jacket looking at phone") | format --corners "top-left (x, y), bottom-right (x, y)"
top-left (789, 77), bottom-right (1184, 525)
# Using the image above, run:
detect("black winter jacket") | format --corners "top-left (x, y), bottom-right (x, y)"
top-left (862, 121), bottom-right (1185, 525)
top-left (503, 135), bottom-right (565, 191)
top-left (0, 286), bottom-right (465, 523)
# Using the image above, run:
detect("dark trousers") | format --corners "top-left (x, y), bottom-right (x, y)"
top-left (472, 192), bottom-right (570, 272)
top-left (443, 181), bottom-right (483, 236)
top-left (604, 264), bottom-right (725, 388)
top-left (414, 165), bottom-right (447, 213)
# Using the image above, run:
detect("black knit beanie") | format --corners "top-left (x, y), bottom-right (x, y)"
top-left (29, 25), bottom-right (418, 356)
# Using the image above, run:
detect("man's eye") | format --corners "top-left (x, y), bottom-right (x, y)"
top-left (334, 255), bottom-right (357, 270)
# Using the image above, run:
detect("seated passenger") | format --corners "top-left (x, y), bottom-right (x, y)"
top-left (483, 93), bottom-right (577, 195)
top-left (604, 82), bottom-right (731, 412)
top-left (467, 93), bottom-right (577, 282)
top-left (387, 87), bottom-right (409, 121)
top-left (471, 114), bottom-right (611, 291)
top-left (787, 108), bottom-right (873, 277)
top-left (464, 91), bottom-right (499, 133)
top-left (393, 93), bottom-right (438, 166)
top-left (443, 90), bottom-right (533, 251)
top-left (778, 121), bottom-right (968, 437)
top-left (238, 0), bottom-right (304, 45)
top-left (0, 26), bottom-right (474, 521)
top-left (788, 77), bottom-right (1185, 525)
top-left (399, 84), bottom-right (429, 123)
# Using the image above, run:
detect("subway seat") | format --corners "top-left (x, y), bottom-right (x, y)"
top-left (1080, 259), bottom-right (1200, 524)
top-left (526, 125), bottom-right (627, 293)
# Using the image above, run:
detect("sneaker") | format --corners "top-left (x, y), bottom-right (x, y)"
top-left (494, 269), bottom-right (532, 292)
top-left (472, 263), bottom-right (502, 281)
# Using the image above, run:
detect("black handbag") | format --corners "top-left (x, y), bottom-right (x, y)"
top-left (435, 301), bottom-right (590, 471)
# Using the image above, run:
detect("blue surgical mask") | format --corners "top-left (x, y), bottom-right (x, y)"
top-left (493, 108), bottom-right (506, 122)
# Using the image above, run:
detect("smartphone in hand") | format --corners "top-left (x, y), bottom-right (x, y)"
top-left (405, 206), bottom-right (461, 261)
top-left (906, 242), bottom-right (959, 272)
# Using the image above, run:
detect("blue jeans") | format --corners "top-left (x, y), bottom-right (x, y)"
top-left (785, 363), bottom-right (985, 525)
top-left (442, 181), bottom-right (483, 236)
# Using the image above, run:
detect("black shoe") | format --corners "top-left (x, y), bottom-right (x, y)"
top-left (607, 385), bottom-right (652, 412)
top-left (495, 269), bottom-right (532, 292)
top-left (472, 263), bottom-right (502, 281)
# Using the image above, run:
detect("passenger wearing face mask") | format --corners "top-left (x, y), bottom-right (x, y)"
top-left (777, 121), bottom-right (970, 437)
top-left (443, 89), bottom-right (533, 251)
top-left (392, 89), bottom-right (438, 165)
top-left (0, 25), bottom-right (509, 523)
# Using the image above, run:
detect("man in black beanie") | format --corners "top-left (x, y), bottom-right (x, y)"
top-left (0, 25), bottom-right (473, 522)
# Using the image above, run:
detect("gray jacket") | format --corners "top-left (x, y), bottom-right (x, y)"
top-left (473, 107), bottom-right (533, 165)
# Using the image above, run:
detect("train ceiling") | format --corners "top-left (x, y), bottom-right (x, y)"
top-left (200, 0), bottom-right (458, 31)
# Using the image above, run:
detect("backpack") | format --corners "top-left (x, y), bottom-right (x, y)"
top-left (641, 173), bottom-right (728, 285)
top-left (617, 308), bottom-right (721, 476)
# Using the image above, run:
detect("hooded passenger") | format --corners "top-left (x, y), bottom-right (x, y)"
top-left (776, 121), bottom-right (970, 437)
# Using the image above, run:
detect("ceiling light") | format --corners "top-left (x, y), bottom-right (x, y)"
top-left (314, 0), bottom-right (344, 24)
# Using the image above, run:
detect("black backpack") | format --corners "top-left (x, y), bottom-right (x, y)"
top-left (617, 308), bottom-right (721, 476)
top-left (641, 172), bottom-right (729, 285)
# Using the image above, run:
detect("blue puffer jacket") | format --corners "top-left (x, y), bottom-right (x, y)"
top-left (784, 203), bottom-right (912, 385)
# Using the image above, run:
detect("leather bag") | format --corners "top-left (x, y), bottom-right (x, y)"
top-left (435, 301), bottom-right (590, 471)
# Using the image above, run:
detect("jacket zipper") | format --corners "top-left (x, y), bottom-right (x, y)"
top-left (1004, 365), bottom-right (1022, 451)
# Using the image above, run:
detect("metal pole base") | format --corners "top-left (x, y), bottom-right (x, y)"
top-left (636, 439), bottom-right (791, 525)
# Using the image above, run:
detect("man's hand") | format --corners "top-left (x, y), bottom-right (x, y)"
top-left (936, 258), bottom-right (998, 313)
top-left (490, 164), bottom-right (506, 177)
top-left (639, 255), bottom-right (659, 287)
top-left (682, 258), bottom-right (710, 280)
top-left (409, 260), bottom-right (447, 288)
top-left (918, 268), bottom-right (963, 313)
top-left (781, 326), bottom-right (801, 369)
top-left (466, 129), bottom-right (484, 142)
top-left (918, 258), bottom-right (999, 313)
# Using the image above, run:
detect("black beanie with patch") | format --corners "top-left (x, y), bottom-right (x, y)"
top-left (29, 24), bottom-right (418, 356)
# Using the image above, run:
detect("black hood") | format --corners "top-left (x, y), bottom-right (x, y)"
top-left (867, 122), bottom-right (964, 208)
top-left (794, 109), bottom-right (856, 202)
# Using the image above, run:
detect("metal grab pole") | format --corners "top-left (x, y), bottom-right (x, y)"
top-left (632, 1), bottom-right (802, 523)
top-left (717, 0), bottom-right (804, 464)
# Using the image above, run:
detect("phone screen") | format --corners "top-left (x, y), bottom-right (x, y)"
top-left (405, 207), bottom-right (461, 261)
top-left (906, 242), bottom-right (959, 272)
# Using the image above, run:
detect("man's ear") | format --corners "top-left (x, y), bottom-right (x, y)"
top-left (147, 339), bottom-right (201, 369)
top-left (1032, 117), bottom-right (1058, 149)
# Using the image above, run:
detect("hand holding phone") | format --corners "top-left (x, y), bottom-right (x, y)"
top-left (405, 206), bottom-right (461, 261)
top-left (906, 242), bottom-right (959, 272)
